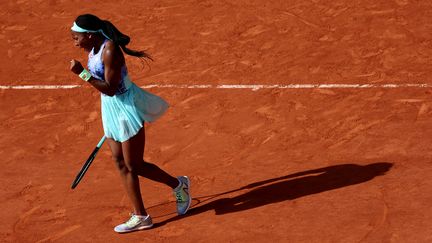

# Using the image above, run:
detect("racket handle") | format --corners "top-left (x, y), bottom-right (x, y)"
top-left (71, 136), bottom-right (106, 189)
top-left (96, 136), bottom-right (106, 148)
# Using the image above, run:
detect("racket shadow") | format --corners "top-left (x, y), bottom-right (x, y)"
top-left (152, 162), bottom-right (393, 228)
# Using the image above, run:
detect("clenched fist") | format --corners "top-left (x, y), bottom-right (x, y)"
top-left (70, 59), bottom-right (84, 75)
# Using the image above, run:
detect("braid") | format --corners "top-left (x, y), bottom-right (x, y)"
top-left (74, 14), bottom-right (153, 60)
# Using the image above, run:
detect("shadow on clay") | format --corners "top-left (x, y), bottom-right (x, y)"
top-left (152, 162), bottom-right (393, 228)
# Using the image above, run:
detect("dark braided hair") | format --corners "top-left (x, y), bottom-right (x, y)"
top-left (75, 14), bottom-right (153, 60)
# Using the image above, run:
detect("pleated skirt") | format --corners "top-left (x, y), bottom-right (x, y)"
top-left (101, 81), bottom-right (169, 142)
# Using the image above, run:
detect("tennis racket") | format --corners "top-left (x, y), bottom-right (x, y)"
top-left (71, 136), bottom-right (106, 189)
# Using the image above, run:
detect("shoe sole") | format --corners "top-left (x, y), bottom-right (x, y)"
top-left (115, 224), bottom-right (154, 233)
top-left (178, 176), bottom-right (192, 215)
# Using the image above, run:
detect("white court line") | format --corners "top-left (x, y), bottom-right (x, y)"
top-left (0, 83), bottom-right (431, 90)
top-left (0, 85), bottom-right (81, 89)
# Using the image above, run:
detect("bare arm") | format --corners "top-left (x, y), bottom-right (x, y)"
top-left (70, 41), bottom-right (125, 96)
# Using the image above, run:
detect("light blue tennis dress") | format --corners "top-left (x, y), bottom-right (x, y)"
top-left (87, 39), bottom-right (169, 142)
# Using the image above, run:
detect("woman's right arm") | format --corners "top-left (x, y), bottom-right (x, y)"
top-left (70, 58), bottom-right (120, 97)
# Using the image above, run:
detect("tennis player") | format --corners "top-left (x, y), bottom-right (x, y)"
top-left (69, 14), bottom-right (191, 233)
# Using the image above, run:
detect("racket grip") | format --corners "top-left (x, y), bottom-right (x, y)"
top-left (96, 136), bottom-right (106, 148)
top-left (71, 136), bottom-right (106, 189)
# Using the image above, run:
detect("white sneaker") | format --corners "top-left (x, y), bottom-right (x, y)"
top-left (114, 214), bottom-right (153, 233)
top-left (173, 176), bottom-right (191, 215)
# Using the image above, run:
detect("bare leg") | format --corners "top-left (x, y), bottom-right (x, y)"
top-left (107, 127), bottom-right (179, 215)
top-left (122, 127), bottom-right (179, 188)
top-left (107, 137), bottom-right (146, 216)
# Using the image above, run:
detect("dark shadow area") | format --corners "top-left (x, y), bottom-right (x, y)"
top-left (153, 162), bottom-right (393, 228)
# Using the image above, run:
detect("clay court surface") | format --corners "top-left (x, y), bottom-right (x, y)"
top-left (1, 0), bottom-right (432, 242)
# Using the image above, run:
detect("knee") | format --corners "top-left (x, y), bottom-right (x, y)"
top-left (124, 159), bottom-right (149, 174)
top-left (112, 155), bottom-right (126, 171)
top-left (124, 162), bottom-right (140, 174)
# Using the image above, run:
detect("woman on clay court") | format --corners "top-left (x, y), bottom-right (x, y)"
top-left (69, 14), bottom-right (191, 233)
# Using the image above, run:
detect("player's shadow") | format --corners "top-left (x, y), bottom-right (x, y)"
top-left (154, 162), bottom-right (393, 227)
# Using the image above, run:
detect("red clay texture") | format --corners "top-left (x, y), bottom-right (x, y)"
top-left (1, 0), bottom-right (432, 242)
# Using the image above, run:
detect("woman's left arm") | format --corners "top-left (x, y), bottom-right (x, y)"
top-left (70, 41), bottom-right (124, 96)
top-left (99, 42), bottom-right (125, 96)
